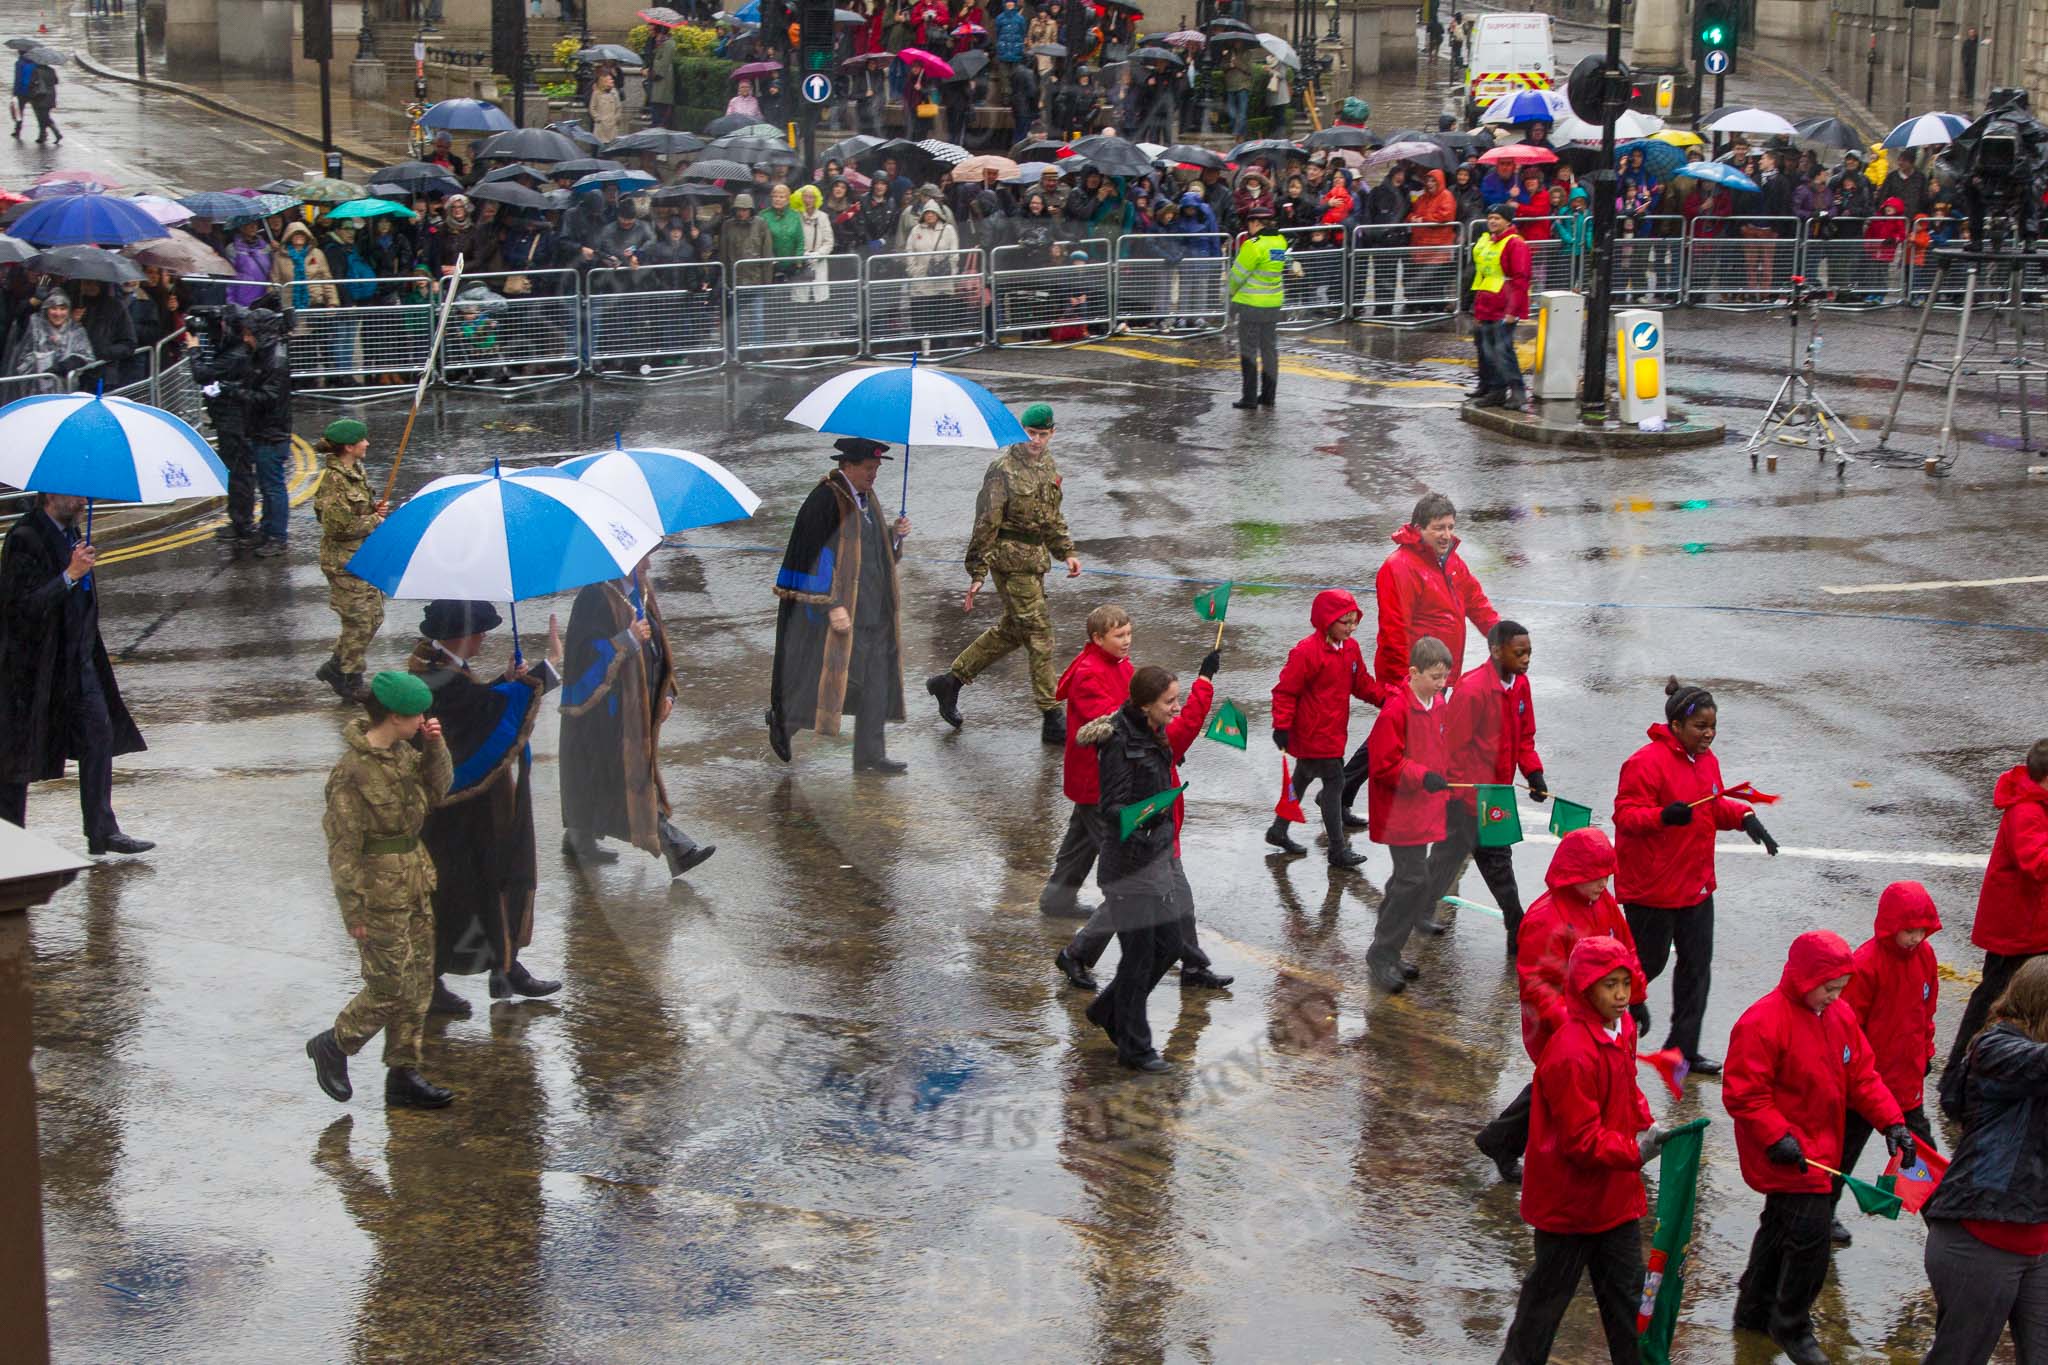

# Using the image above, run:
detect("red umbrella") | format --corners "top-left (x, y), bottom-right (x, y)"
top-left (636, 7), bottom-right (685, 26)
top-left (34, 168), bottom-right (121, 191)
top-left (732, 60), bottom-right (783, 80)
top-left (951, 21), bottom-right (986, 34)
top-left (1478, 144), bottom-right (1558, 165)
top-left (897, 46), bottom-right (954, 78)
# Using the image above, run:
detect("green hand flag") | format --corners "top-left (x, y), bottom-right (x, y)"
top-left (1548, 798), bottom-right (1594, 837)
top-left (1118, 784), bottom-right (1187, 841)
top-left (1844, 1171), bottom-right (1904, 1219)
top-left (1193, 581), bottom-right (1233, 622)
top-left (1204, 699), bottom-right (1249, 750)
top-left (1637, 1116), bottom-right (1712, 1365)
top-left (1475, 784), bottom-right (1523, 847)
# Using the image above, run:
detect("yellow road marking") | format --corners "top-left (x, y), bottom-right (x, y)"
top-left (1088, 342), bottom-right (1462, 390)
top-left (97, 437), bottom-right (320, 566)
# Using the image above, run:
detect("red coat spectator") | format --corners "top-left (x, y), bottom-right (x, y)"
top-left (1971, 761), bottom-right (2048, 957)
top-left (1371, 510), bottom-right (1500, 689)
top-left (1054, 637), bottom-right (1130, 804)
top-left (1843, 881), bottom-right (1942, 1114)
top-left (1612, 721), bottom-right (1753, 909)
top-left (1271, 588), bottom-right (1382, 760)
top-left (1516, 828), bottom-right (1640, 1063)
top-left (1446, 656), bottom-right (1541, 789)
top-left (1514, 196), bottom-right (1554, 241)
top-left (1863, 195), bottom-right (1908, 263)
top-left (1406, 169), bottom-right (1459, 263)
top-left (1365, 676), bottom-right (1449, 847)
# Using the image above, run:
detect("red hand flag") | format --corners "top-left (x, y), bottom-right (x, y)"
top-left (1275, 757), bottom-right (1306, 824)
top-left (1721, 781), bottom-right (1781, 805)
top-left (1880, 1144), bottom-right (1949, 1214)
top-left (1639, 1047), bottom-right (1690, 1099)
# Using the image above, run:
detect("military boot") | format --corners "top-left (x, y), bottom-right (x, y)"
top-left (315, 654), bottom-right (350, 701)
top-left (926, 671), bottom-right (965, 728)
top-left (384, 1067), bottom-right (454, 1109)
top-left (341, 672), bottom-right (370, 703)
top-left (1231, 357), bottom-right (1259, 410)
top-left (1040, 705), bottom-right (1065, 745)
top-left (427, 976), bottom-right (471, 1017)
top-left (306, 1028), bottom-right (351, 1102)
top-left (660, 819), bottom-right (716, 879)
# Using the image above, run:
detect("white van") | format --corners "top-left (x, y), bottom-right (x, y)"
top-left (1464, 12), bottom-right (1556, 123)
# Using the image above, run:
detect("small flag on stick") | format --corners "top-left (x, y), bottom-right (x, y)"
top-left (1809, 1161), bottom-right (1903, 1219)
top-left (1636, 1116), bottom-right (1711, 1365)
top-left (1204, 698), bottom-right (1249, 750)
top-left (1638, 1047), bottom-right (1690, 1099)
top-left (1548, 798), bottom-right (1594, 837)
top-left (1879, 1146), bottom-right (1949, 1214)
top-left (1721, 781), bottom-right (1781, 805)
top-left (1194, 580), bottom-right (1233, 649)
top-left (1118, 784), bottom-right (1187, 841)
top-left (1476, 784), bottom-right (1523, 847)
top-left (1275, 757), bottom-right (1306, 824)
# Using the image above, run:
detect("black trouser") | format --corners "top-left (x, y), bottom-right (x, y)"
top-left (1289, 755), bottom-right (1347, 855)
top-left (216, 431), bottom-right (255, 533)
top-left (1085, 895), bottom-right (1180, 1063)
top-left (1368, 843), bottom-right (1433, 973)
top-left (29, 99), bottom-right (54, 141)
top-left (1499, 1221), bottom-right (1645, 1365)
top-left (1478, 1082), bottom-right (1532, 1161)
top-left (1430, 800), bottom-right (1527, 943)
top-left (1236, 306), bottom-right (1278, 399)
top-left (1624, 896), bottom-right (1714, 1061)
top-left (848, 638), bottom-right (893, 765)
top-left (1039, 801), bottom-right (1105, 917)
top-left (1833, 1104), bottom-right (1934, 1213)
top-left (1340, 736), bottom-right (1370, 811)
top-left (1946, 950), bottom-right (2035, 1086)
top-left (1072, 855), bottom-right (1208, 972)
top-left (0, 659), bottom-right (117, 842)
top-left (1735, 1191), bottom-right (1834, 1341)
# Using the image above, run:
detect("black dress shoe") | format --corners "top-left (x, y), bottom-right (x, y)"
top-left (1768, 1327), bottom-right (1830, 1365)
top-left (1341, 810), bottom-right (1369, 831)
top-left (306, 1029), bottom-right (352, 1102)
top-left (384, 1067), bottom-right (455, 1109)
top-left (427, 977), bottom-right (471, 1017)
top-left (1118, 1052), bottom-right (1172, 1072)
top-left (1685, 1054), bottom-right (1723, 1076)
top-left (1040, 900), bottom-right (1095, 920)
top-left (1230, 396), bottom-right (1258, 410)
top-left (1040, 706), bottom-right (1065, 745)
top-left (1328, 847), bottom-right (1367, 869)
top-left (665, 839), bottom-right (716, 878)
top-left (926, 672), bottom-right (964, 728)
top-left (1469, 391), bottom-right (1506, 409)
top-left (1180, 965), bottom-right (1234, 989)
top-left (562, 828), bottom-right (619, 864)
top-left (1399, 961), bottom-right (1421, 981)
top-left (765, 708), bottom-right (791, 762)
top-left (1370, 962), bottom-right (1408, 993)
top-left (853, 755), bottom-right (909, 774)
top-left (499, 962), bottom-right (562, 998)
top-left (1055, 947), bottom-right (1098, 991)
top-left (88, 832), bottom-right (154, 856)
top-left (1265, 819), bottom-right (1307, 855)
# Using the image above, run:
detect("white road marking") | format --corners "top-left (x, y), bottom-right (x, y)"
top-left (1821, 573), bottom-right (2048, 596)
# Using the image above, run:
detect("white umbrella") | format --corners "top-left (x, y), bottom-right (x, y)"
top-left (1882, 112), bottom-right (1970, 150)
top-left (1256, 32), bottom-right (1300, 70)
top-left (1703, 107), bottom-right (1799, 137)
top-left (1551, 109), bottom-right (1663, 145)
top-left (0, 391), bottom-right (225, 504)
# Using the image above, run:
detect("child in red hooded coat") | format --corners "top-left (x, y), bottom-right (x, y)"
top-left (1499, 935), bottom-right (1664, 1365)
top-left (1266, 588), bottom-right (1383, 868)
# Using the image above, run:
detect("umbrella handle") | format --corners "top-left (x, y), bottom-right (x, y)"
top-left (508, 594), bottom-right (524, 668)
top-left (82, 497), bottom-right (93, 594)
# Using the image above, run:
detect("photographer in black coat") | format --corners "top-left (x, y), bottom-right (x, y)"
top-left (222, 307), bottom-right (294, 559)
top-left (186, 304), bottom-right (257, 544)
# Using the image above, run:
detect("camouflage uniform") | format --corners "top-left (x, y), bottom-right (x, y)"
top-left (948, 443), bottom-right (1076, 711)
top-left (314, 459), bottom-right (385, 673)
top-left (325, 718), bottom-right (453, 1068)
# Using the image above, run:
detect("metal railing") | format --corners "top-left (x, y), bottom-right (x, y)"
top-left (730, 254), bottom-right (863, 369)
top-left (861, 247), bottom-right (987, 359)
top-left (585, 263), bottom-right (729, 378)
top-left (439, 267), bottom-right (583, 390)
top-left (1350, 223), bottom-right (1466, 327)
top-left (1274, 224), bottom-right (1348, 330)
top-left (268, 273), bottom-right (443, 395)
top-left (1684, 215), bottom-right (1799, 309)
top-left (989, 240), bottom-right (1111, 348)
top-left (1611, 216), bottom-right (1685, 306)
top-left (1801, 216), bottom-right (1906, 309)
top-left (1112, 232), bottom-right (1229, 334)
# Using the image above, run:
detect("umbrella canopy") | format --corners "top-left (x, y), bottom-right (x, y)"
top-left (1702, 106), bottom-right (1798, 137)
top-left (549, 157), bottom-right (626, 176)
top-left (0, 392), bottom-right (227, 504)
top-left (176, 190), bottom-right (291, 224)
top-left (28, 244), bottom-right (145, 283)
top-left (898, 47), bottom-right (954, 78)
top-left (324, 197), bottom-right (419, 220)
top-left (1882, 112), bottom-right (1969, 149)
top-left (952, 154), bottom-right (1020, 181)
top-left (1480, 88), bottom-right (1566, 125)
top-left (1161, 29), bottom-right (1206, 46)
top-left (941, 49), bottom-right (990, 82)
top-left (572, 169), bottom-right (658, 194)
top-left (1159, 143), bottom-right (1228, 169)
top-left (1616, 137), bottom-right (1687, 177)
top-left (1229, 137), bottom-right (1304, 160)
top-left (477, 127), bottom-right (583, 163)
top-left (701, 112), bottom-right (764, 138)
top-left (1361, 139), bottom-right (1455, 173)
top-left (1206, 30), bottom-right (1258, 47)
top-left (1132, 46), bottom-right (1185, 67)
top-left (369, 161), bottom-right (467, 194)
top-left (1303, 126), bottom-right (1375, 150)
top-left (25, 46), bottom-right (65, 66)
top-left (1069, 134), bottom-right (1153, 176)
top-left (709, 136), bottom-right (800, 166)
top-left (1256, 33), bottom-right (1299, 70)
top-left (535, 122), bottom-right (596, 152)
top-left (550, 446), bottom-right (761, 535)
top-left (576, 44), bottom-right (643, 66)
top-left (913, 137), bottom-right (971, 166)
top-left (1549, 109), bottom-right (1660, 146)
top-left (294, 177), bottom-right (364, 204)
top-left (1649, 128), bottom-right (1705, 148)
top-left (1026, 41), bottom-right (1067, 58)
top-left (4, 37), bottom-right (37, 50)
top-left (26, 180), bottom-right (108, 201)
top-left (786, 365), bottom-right (1028, 449)
top-left (419, 98), bottom-right (517, 133)
top-left (0, 236), bottom-right (34, 265)
top-left (823, 133), bottom-right (887, 164)
top-left (255, 178), bottom-right (303, 194)
top-left (1002, 161), bottom-right (1062, 186)
top-left (348, 465), bottom-right (661, 602)
top-left (127, 229), bottom-right (234, 277)
top-left (1204, 15), bottom-right (1252, 31)
top-left (1792, 115), bottom-right (1863, 150)
top-left (1674, 161), bottom-right (1759, 192)
top-left (35, 168), bottom-right (120, 192)
top-left (130, 194), bottom-right (194, 226)
top-left (680, 158), bottom-right (753, 183)
top-left (649, 182), bottom-right (731, 202)
top-left (731, 59), bottom-right (782, 80)
top-left (636, 5), bottom-right (684, 24)
top-left (467, 181), bottom-right (550, 210)
top-left (1011, 137), bottom-right (1068, 159)
top-left (603, 128), bottom-right (707, 156)
top-left (1478, 143), bottom-right (1557, 165)
top-left (9, 194), bottom-right (166, 247)
top-left (476, 163), bottom-right (548, 189)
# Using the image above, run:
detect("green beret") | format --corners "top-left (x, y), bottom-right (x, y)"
top-left (1020, 402), bottom-right (1054, 429)
top-left (370, 670), bottom-right (433, 716)
top-left (324, 418), bottom-right (369, 447)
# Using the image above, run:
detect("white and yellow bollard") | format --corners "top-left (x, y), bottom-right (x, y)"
top-left (1614, 309), bottom-right (1668, 425)
top-left (1531, 291), bottom-right (1583, 400)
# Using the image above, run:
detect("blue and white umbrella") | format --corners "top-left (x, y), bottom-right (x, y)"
top-left (550, 444), bottom-right (760, 536)
top-left (1479, 89), bottom-right (1567, 126)
top-left (786, 362), bottom-right (1030, 523)
top-left (9, 193), bottom-right (170, 247)
top-left (0, 390), bottom-right (226, 503)
top-left (1882, 112), bottom-right (1970, 150)
top-left (1674, 161), bottom-right (1759, 193)
top-left (571, 169), bottom-right (659, 195)
top-left (346, 462), bottom-right (661, 603)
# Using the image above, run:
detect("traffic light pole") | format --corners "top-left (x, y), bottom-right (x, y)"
top-left (1576, 0), bottom-right (1625, 423)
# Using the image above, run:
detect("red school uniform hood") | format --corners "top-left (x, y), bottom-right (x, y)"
top-left (1995, 765), bottom-right (2048, 813)
top-left (1055, 638), bottom-right (1123, 702)
top-left (1545, 826), bottom-right (1618, 893)
top-left (1565, 933), bottom-right (1645, 1014)
top-left (1310, 588), bottom-right (1363, 635)
top-left (1874, 880), bottom-right (1942, 944)
top-left (1779, 930), bottom-right (1855, 1001)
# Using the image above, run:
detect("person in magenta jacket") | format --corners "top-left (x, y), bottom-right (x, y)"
top-left (1266, 587), bottom-right (1383, 868)
top-left (1831, 880), bottom-right (1941, 1245)
top-left (1437, 618), bottom-right (1546, 953)
top-left (1613, 677), bottom-right (1780, 1074)
top-left (1500, 934), bottom-right (1664, 1365)
top-left (1341, 490), bottom-right (1498, 820)
top-left (1362, 635), bottom-right (1453, 994)
top-left (1942, 739), bottom-right (2048, 1112)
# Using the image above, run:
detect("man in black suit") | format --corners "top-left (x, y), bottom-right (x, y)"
top-left (0, 493), bottom-right (152, 854)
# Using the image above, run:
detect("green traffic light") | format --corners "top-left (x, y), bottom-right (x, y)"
top-left (1703, 24), bottom-right (1723, 41)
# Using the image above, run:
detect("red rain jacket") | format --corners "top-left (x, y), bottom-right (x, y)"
top-left (1612, 724), bottom-right (1754, 909)
top-left (1159, 676), bottom-right (1212, 852)
top-left (1971, 766), bottom-right (2048, 956)
top-left (1522, 934), bottom-right (1654, 1235)
top-left (1056, 640), bottom-right (1132, 804)
top-left (1844, 881), bottom-right (1943, 1113)
top-left (1271, 589), bottom-right (1384, 760)
top-left (1516, 828), bottom-right (1641, 1063)
top-left (1365, 681), bottom-right (1450, 847)
top-left (1446, 659), bottom-right (1542, 792)
top-left (1371, 525), bottom-right (1499, 690)
top-left (1724, 930), bottom-right (1905, 1195)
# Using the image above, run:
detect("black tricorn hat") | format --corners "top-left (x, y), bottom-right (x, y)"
top-left (832, 436), bottom-right (894, 461)
top-left (420, 599), bottom-right (504, 640)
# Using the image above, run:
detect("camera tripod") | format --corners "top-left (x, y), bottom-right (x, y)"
top-left (1744, 275), bottom-right (1858, 478)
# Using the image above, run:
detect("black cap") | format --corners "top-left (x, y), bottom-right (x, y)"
top-left (420, 599), bottom-right (503, 640)
top-left (832, 437), bottom-right (894, 461)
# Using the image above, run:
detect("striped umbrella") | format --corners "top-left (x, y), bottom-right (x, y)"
top-left (1882, 112), bottom-right (1970, 149)
top-left (0, 390), bottom-right (226, 504)
top-left (546, 443), bottom-right (761, 536)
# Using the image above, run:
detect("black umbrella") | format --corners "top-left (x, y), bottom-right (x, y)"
top-left (256, 178), bottom-right (302, 195)
top-left (3, 37), bottom-right (36, 51)
top-left (1793, 115), bottom-right (1864, 150)
top-left (603, 129), bottom-right (708, 156)
top-left (1132, 46), bottom-right (1185, 67)
top-left (1026, 41), bottom-right (1067, 58)
top-left (576, 43), bottom-right (644, 66)
top-left (1159, 143), bottom-right (1227, 169)
top-left (1303, 126), bottom-right (1375, 150)
top-left (1206, 31), bottom-right (1259, 47)
top-left (651, 182), bottom-right (731, 202)
top-left (701, 112), bottom-right (761, 138)
top-left (546, 120), bottom-right (603, 149)
top-left (823, 133), bottom-right (886, 163)
top-left (680, 158), bottom-right (753, 181)
top-left (1011, 137), bottom-right (1068, 159)
top-left (1230, 137), bottom-right (1305, 160)
top-left (25, 47), bottom-right (66, 66)
top-left (370, 161), bottom-right (465, 193)
top-left (1070, 134), bottom-right (1154, 176)
top-left (1203, 15), bottom-right (1253, 32)
top-left (1097, 0), bottom-right (1142, 11)
top-left (941, 49), bottom-right (990, 82)
top-left (476, 127), bottom-right (583, 163)
top-left (467, 182), bottom-right (549, 209)
top-left (709, 136), bottom-right (800, 166)
top-left (0, 236), bottom-right (33, 264)
top-left (29, 245), bottom-right (147, 283)
top-left (550, 157), bottom-right (626, 176)
top-left (478, 162), bottom-right (550, 184)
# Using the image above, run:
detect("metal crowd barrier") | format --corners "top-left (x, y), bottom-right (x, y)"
top-left (989, 240), bottom-right (1111, 348)
top-left (1801, 216), bottom-right (1905, 309)
top-left (730, 253), bottom-right (863, 369)
top-left (267, 274), bottom-right (441, 396)
top-left (1275, 224), bottom-right (1348, 330)
top-left (1112, 232), bottom-right (1229, 334)
top-left (1684, 215), bottom-right (1799, 309)
top-left (1517, 215), bottom-right (1580, 296)
top-left (1611, 217), bottom-right (1685, 305)
top-left (862, 247), bottom-right (987, 359)
top-left (1349, 223), bottom-right (1465, 327)
top-left (439, 267), bottom-right (582, 391)
top-left (585, 263), bottom-right (728, 378)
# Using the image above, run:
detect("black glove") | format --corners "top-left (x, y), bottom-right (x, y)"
top-left (1198, 649), bottom-right (1221, 680)
top-left (1765, 1134), bottom-right (1807, 1170)
top-left (1743, 812), bottom-right (1780, 856)
top-left (1660, 801), bottom-right (1695, 827)
top-left (1526, 770), bottom-right (1548, 803)
top-left (1422, 771), bottom-right (1448, 793)
top-left (1273, 729), bottom-right (1289, 751)
top-left (1885, 1125), bottom-right (1917, 1167)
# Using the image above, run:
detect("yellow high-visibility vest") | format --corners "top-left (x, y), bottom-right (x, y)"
top-left (1228, 231), bottom-right (1287, 308)
top-left (1471, 230), bottom-right (1508, 295)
